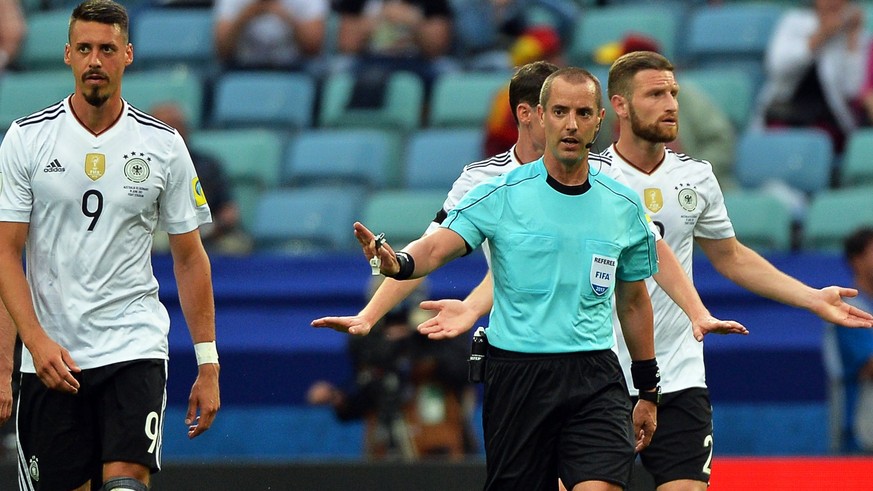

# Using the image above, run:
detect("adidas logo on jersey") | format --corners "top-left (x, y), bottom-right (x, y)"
top-left (43, 159), bottom-right (64, 173)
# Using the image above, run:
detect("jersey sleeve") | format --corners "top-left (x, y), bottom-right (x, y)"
top-left (441, 179), bottom-right (502, 252)
top-left (0, 124), bottom-right (33, 222)
top-left (617, 194), bottom-right (659, 282)
top-left (692, 166), bottom-right (735, 240)
top-left (158, 132), bottom-right (212, 234)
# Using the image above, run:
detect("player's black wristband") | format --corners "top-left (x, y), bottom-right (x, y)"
top-left (387, 251), bottom-right (415, 280)
top-left (631, 358), bottom-right (660, 391)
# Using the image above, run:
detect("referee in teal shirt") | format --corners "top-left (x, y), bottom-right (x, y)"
top-left (358, 67), bottom-right (660, 491)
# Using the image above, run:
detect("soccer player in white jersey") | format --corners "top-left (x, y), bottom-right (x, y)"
top-left (0, 1), bottom-right (220, 490)
top-left (601, 50), bottom-right (873, 491)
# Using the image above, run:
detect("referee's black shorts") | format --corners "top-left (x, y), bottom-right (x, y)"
top-left (482, 347), bottom-right (634, 491)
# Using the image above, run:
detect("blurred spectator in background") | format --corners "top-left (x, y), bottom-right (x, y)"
top-left (151, 102), bottom-right (253, 255)
top-left (330, 0), bottom-right (456, 89)
top-left (213, 0), bottom-right (328, 71)
top-left (826, 227), bottom-right (873, 454)
top-left (307, 277), bottom-right (476, 461)
top-left (483, 25), bottom-right (564, 156)
top-left (0, 0), bottom-right (26, 73)
top-left (758, 0), bottom-right (868, 153)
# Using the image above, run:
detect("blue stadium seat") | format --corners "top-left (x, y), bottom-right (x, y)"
top-left (403, 128), bottom-right (483, 190)
top-left (124, 69), bottom-right (205, 129)
top-left (839, 129), bottom-right (873, 187)
top-left (428, 71), bottom-right (510, 128)
top-left (361, 190), bottom-right (448, 247)
top-left (723, 188), bottom-right (793, 252)
top-left (735, 129), bottom-right (834, 194)
top-left (568, 5), bottom-right (679, 66)
top-left (131, 8), bottom-right (215, 72)
top-left (283, 129), bottom-right (402, 189)
top-left (18, 9), bottom-right (69, 71)
top-left (319, 71), bottom-right (424, 131)
top-left (802, 187), bottom-right (873, 252)
top-left (211, 71), bottom-right (315, 129)
top-left (251, 186), bottom-right (368, 253)
top-left (0, 71), bottom-right (71, 129)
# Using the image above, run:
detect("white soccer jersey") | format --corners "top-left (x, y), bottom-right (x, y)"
top-left (424, 145), bottom-right (628, 263)
top-left (0, 97), bottom-right (212, 373)
top-left (602, 144), bottom-right (734, 394)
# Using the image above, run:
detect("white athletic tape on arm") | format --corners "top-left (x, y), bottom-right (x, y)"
top-left (194, 341), bottom-right (219, 365)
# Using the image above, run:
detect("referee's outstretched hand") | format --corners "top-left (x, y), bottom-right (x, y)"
top-left (632, 399), bottom-right (657, 453)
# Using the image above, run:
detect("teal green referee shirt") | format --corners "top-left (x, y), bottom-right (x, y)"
top-left (443, 158), bottom-right (658, 353)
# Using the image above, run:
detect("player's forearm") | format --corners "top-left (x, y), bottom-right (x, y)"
top-left (358, 276), bottom-right (427, 325)
top-left (174, 250), bottom-right (217, 344)
top-left (402, 229), bottom-right (466, 279)
top-left (0, 249), bottom-right (44, 347)
top-left (0, 296), bottom-right (15, 381)
top-left (652, 240), bottom-right (710, 322)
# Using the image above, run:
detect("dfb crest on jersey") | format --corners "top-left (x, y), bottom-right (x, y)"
top-left (643, 188), bottom-right (662, 213)
top-left (85, 153), bottom-right (105, 181)
top-left (590, 254), bottom-right (617, 296)
top-left (124, 157), bottom-right (150, 183)
top-left (678, 187), bottom-right (698, 212)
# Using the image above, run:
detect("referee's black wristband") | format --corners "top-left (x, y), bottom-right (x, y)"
top-left (631, 358), bottom-right (660, 391)
top-left (386, 251), bottom-right (415, 280)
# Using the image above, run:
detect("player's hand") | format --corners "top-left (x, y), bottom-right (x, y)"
top-left (311, 314), bottom-right (375, 336)
top-left (417, 299), bottom-right (478, 339)
top-left (691, 315), bottom-right (748, 342)
top-left (28, 334), bottom-right (81, 394)
top-left (811, 286), bottom-right (873, 328)
top-left (632, 399), bottom-right (658, 453)
top-left (186, 363), bottom-right (220, 439)
top-left (353, 222), bottom-right (399, 277)
top-left (0, 381), bottom-right (12, 425)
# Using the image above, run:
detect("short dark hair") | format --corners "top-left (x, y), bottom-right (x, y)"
top-left (508, 61), bottom-right (560, 126)
top-left (844, 227), bottom-right (873, 261)
top-left (69, 0), bottom-right (129, 42)
top-left (540, 67), bottom-right (602, 110)
top-left (607, 50), bottom-right (673, 100)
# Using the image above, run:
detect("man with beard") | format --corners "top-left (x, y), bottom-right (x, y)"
top-left (602, 50), bottom-right (873, 491)
top-left (0, 1), bottom-right (220, 489)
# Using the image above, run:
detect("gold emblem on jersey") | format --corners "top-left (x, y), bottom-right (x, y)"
top-left (644, 188), bottom-right (663, 213)
top-left (191, 177), bottom-right (208, 207)
top-left (85, 153), bottom-right (105, 181)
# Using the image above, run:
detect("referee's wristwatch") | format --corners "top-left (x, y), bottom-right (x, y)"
top-left (638, 386), bottom-right (661, 406)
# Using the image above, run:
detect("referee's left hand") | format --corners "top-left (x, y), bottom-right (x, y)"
top-left (632, 399), bottom-right (658, 452)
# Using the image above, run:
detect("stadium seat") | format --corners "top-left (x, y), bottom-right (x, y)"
top-left (131, 8), bottom-right (215, 72)
top-left (251, 186), bottom-right (368, 253)
top-left (0, 71), bottom-right (72, 129)
top-left (211, 71), bottom-right (316, 129)
top-left (839, 129), bottom-right (873, 187)
top-left (735, 129), bottom-right (834, 194)
top-left (123, 70), bottom-right (205, 129)
top-left (428, 71), bottom-right (510, 128)
top-left (723, 189), bottom-right (793, 252)
top-left (678, 68), bottom-right (755, 130)
top-left (403, 129), bottom-right (484, 190)
top-left (802, 187), bottom-right (873, 252)
top-left (18, 9), bottom-right (70, 71)
top-left (282, 129), bottom-right (402, 189)
top-left (361, 190), bottom-right (448, 248)
top-left (319, 70), bottom-right (424, 131)
top-left (189, 129), bottom-right (286, 231)
top-left (567, 4), bottom-right (679, 66)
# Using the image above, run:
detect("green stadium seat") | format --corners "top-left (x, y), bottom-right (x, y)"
top-left (735, 129), bottom-right (834, 194)
top-left (840, 129), bottom-right (873, 187)
top-left (131, 8), bottom-right (215, 72)
top-left (123, 69), bottom-right (205, 130)
top-left (428, 71), bottom-right (509, 128)
top-left (0, 71), bottom-right (71, 130)
top-left (18, 9), bottom-right (70, 71)
top-left (679, 68), bottom-right (756, 130)
top-left (319, 71), bottom-right (423, 132)
top-left (723, 189), bottom-right (794, 253)
top-left (362, 190), bottom-right (447, 248)
top-left (211, 71), bottom-right (315, 129)
top-left (568, 5), bottom-right (679, 66)
top-left (802, 187), bottom-right (873, 252)
top-left (403, 128), bottom-right (484, 190)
